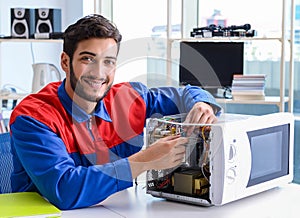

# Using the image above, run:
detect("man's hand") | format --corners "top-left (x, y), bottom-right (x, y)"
top-left (183, 102), bottom-right (217, 135)
top-left (128, 135), bottom-right (187, 179)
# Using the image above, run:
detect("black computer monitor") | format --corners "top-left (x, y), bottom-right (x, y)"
top-left (179, 41), bottom-right (244, 90)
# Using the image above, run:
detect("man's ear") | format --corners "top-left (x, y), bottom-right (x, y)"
top-left (61, 52), bottom-right (70, 73)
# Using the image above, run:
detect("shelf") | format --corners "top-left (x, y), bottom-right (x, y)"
top-left (0, 39), bottom-right (63, 43)
top-left (170, 37), bottom-right (283, 43)
top-left (216, 96), bottom-right (289, 108)
top-left (294, 114), bottom-right (300, 121)
top-left (0, 93), bottom-right (28, 100)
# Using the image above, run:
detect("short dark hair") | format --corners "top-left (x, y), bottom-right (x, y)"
top-left (63, 14), bottom-right (122, 59)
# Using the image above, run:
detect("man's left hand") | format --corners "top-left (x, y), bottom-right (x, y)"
top-left (183, 102), bottom-right (217, 135)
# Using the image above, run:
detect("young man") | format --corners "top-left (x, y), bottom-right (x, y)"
top-left (9, 14), bottom-right (221, 210)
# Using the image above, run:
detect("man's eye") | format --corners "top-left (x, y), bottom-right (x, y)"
top-left (81, 56), bottom-right (95, 63)
top-left (104, 59), bottom-right (116, 66)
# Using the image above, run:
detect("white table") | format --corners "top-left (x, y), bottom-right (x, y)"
top-left (62, 182), bottom-right (300, 218)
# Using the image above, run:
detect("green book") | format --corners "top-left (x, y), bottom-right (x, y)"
top-left (0, 192), bottom-right (61, 218)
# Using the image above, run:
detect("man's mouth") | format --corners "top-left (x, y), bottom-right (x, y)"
top-left (83, 78), bottom-right (107, 89)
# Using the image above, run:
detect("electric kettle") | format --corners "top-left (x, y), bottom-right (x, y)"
top-left (32, 63), bottom-right (61, 93)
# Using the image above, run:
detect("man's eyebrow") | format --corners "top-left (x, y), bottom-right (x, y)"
top-left (106, 56), bottom-right (117, 60)
top-left (79, 51), bottom-right (96, 56)
top-left (78, 51), bottom-right (117, 60)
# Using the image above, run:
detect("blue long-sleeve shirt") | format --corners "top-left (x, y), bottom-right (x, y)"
top-left (9, 80), bottom-right (221, 209)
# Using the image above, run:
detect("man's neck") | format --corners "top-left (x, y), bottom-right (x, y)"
top-left (65, 85), bottom-right (97, 114)
top-left (73, 96), bottom-right (97, 114)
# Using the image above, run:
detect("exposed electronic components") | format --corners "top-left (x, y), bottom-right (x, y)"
top-left (146, 114), bottom-right (212, 201)
top-left (174, 170), bottom-right (209, 196)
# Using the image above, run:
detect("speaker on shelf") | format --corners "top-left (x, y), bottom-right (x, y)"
top-left (35, 8), bottom-right (61, 34)
top-left (11, 8), bottom-right (35, 38)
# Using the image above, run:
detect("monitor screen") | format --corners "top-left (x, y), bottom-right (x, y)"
top-left (179, 41), bottom-right (244, 89)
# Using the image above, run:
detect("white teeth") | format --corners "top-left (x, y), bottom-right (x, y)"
top-left (91, 81), bottom-right (102, 85)
top-left (85, 79), bottom-right (105, 87)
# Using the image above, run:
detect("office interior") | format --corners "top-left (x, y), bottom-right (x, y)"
top-left (0, 0), bottom-right (300, 215)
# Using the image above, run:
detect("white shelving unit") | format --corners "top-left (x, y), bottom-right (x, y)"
top-left (0, 39), bottom-right (63, 105)
top-left (295, 114), bottom-right (300, 121)
top-left (216, 96), bottom-right (289, 107)
top-left (0, 0), bottom-right (87, 94)
top-left (0, 39), bottom-right (63, 43)
top-left (166, 0), bottom-right (295, 114)
top-left (0, 39), bottom-right (63, 94)
top-left (170, 36), bottom-right (292, 112)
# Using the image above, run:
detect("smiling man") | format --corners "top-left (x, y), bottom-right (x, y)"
top-left (9, 14), bottom-right (221, 210)
top-left (63, 37), bottom-right (118, 113)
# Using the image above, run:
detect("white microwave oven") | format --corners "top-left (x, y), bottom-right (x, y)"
top-left (145, 112), bottom-right (294, 206)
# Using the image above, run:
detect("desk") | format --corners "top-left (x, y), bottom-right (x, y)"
top-left (62, 182), bottom-right (300, 218)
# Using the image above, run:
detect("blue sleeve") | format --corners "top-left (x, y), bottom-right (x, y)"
top-left (10, 115), bottom-right (133, 210)
top-left (129, 82), bottom-right (222, 118)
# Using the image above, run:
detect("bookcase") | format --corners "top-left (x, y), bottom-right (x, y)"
top-left (165, 0), bottom-right (295, 114)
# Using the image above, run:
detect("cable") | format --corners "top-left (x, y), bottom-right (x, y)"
top-left (223, 86), bottom-right (232, 99)
top-left (30, 42), bottom-right (35, 64)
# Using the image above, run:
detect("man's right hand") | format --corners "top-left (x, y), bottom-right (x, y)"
top-left (128, 135), bottom-right (187, 179)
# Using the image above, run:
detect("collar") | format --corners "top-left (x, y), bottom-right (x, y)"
top-left (58, 79), bottom-right (112, 123)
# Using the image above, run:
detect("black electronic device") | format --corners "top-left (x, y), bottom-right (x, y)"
top-left (190, 23), bottom-right (255, 38)
top-left (179, 41), bottom-right (244, 92)
top-left (222, 23), bottom-right (251, 31)
top-left (11, 8), bottom-right (35, 38)
top-left (35, 8), bottom-right (61, 34)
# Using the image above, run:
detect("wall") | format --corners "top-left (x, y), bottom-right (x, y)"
top-left (0, 0), bottom-right (84, 92)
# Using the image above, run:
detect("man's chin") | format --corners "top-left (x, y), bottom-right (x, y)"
top-left (93, 86), bottom-right (112, 102)
top-left (75, 83), bottom-right (112, 102)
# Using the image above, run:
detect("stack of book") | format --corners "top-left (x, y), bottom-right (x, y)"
top-left (231, 74), bottom-right (266, 100)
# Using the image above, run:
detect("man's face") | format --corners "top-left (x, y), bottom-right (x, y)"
top-left (63, 38), bottom-right (118, 103)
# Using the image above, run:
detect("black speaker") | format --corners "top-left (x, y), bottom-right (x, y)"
top-left (35, 8), bottom-right (61, 34)
top-left (11, 8), bottom-right (35, 38)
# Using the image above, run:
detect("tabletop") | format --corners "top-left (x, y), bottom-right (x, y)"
top-left (62, 182), bottom-right (300, 218)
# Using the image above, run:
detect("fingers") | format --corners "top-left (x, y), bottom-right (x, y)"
top-left (183, 102), bottom-right (217, 136)
top-left (167, 144), bottom-right (186, 168)
top-left (169, 138), bottom-right (187, 166)
top-left (150, 136), bottom-right (187, 170)
top-left (174, 145), bottom-right (186, 160)
top-left (173, 136), bottom-right (189, 145)
top-left (184, 102), bottom-right (216, 124)
top-left (196, 111), bottom-right (217, 124)
top-left (159, 134), bottom-right (181, 142)
top-left (159, 135), bottom-right (189, 147)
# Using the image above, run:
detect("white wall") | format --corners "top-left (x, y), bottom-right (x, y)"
top-left (0, 0), bottom-right (85, 92)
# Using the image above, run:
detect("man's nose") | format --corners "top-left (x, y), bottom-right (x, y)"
top-left (90, 62), bottom-right (110, 77)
